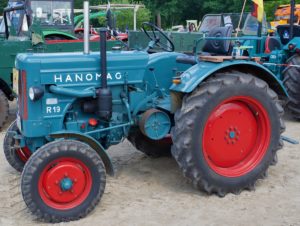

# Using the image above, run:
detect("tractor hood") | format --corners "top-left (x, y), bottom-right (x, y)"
top-left (16, 50), bottom-right (149, 87)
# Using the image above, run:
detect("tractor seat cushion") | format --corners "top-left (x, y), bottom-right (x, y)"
top-left (277, 25), bottom-right (300, 45)
top-left (265, 36), bottom-right (282, 53)
top-left (176, 52), bottom-right (213, 65)
top-left (176, 55), bottom-right (197, 65)
top-left (202, 26), bottom-right (233, 55)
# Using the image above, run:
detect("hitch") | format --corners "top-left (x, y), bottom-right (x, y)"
top-left (281, 135), bottom-right (299, 145)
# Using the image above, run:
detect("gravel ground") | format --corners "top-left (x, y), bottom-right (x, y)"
top-left (0, 102), bottom-right (299, 226)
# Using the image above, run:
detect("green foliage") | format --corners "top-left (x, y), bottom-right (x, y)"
top-left (134, 0), bottom-right (300, 28)
top-left (114, 8), bottom-right (150, 30)
top-left (0, 1), bottom-right (7, 14)
top-left (264, 0), bottom-right (291, 21)
top-left (74, 0), bottom-right (107, 8)
top-left (1, 0), bottom-right (300, 28)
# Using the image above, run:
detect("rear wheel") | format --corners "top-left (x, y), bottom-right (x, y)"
top-left (283, 55), bottom-right (300, 119)
top-left (0, 89), bottom-right (9, 130)
top-left (128, 129), bottom-right (172, 157)
top-left (3, 120), bottom-right (31, 172)
top-left (21, 140), bottom-right (106, 222)
top-left (171, 72), bottom-right (285, 196)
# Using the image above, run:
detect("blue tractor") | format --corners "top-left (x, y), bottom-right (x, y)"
top-left (274, 0), bottom-right (300, 120)
top-left (3, 1), bottom-right (287, 223)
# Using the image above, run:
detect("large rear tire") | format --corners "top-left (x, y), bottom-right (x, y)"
top-left (21, 140), bottom-right (106, 222)
top-left (283, 55), bottom-right (300, 119)
top-left (128, 129), bottom-right (172, 157)
top-left (0, 89), bottom-right (9, 130)
top-left (3, 120), bottom-right (31, 172)
top-left (171, 72), bottom-right (285, 196)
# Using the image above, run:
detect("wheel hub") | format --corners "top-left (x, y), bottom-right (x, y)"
top-left (229, 131), bottom-right (236, 139)
top-left (60, 178), bottom-right (73, 191)
top-left (39, 158), bottom-right (92, 209)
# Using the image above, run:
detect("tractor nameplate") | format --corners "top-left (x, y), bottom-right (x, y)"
top-left (53, 72), bottom-right (123, 84)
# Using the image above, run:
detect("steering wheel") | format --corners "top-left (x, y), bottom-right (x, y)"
top-left (142, 22), bottom-right (175, 52)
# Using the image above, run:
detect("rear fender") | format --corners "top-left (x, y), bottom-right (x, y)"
top-left (170, 60), bottom-right (287, 97)
top-left (284, 37), bottom-right (300, 51)
top-left (0, 78), bottom-right (14, 100)
top-left (50, 132), bottom-right (114, 176)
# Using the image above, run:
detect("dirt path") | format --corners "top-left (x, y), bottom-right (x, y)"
top-left (0, 102), bottom-right (299, 226)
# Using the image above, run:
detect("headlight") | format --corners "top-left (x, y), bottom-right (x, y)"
top-left (28, 86), bottom-right (44, 101)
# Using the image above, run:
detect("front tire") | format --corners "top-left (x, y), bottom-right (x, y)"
top-left (21, 140), bottom-right (106, 222)
top-left (3, 120), bottom-right (31, 172)
top-left (0, 89), bottom-right (9, 130)
top-left (171, 72), bottom-right (285, 196)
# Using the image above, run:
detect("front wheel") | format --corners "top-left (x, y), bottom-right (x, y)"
top-left (0, 89), bottom-right (9, 130)
top-left (171, 72), bottom-right (285, 196)
top-left (21, 140), bottom-right (106, 222)
top-left (3, 120), bottom-right (31, 172)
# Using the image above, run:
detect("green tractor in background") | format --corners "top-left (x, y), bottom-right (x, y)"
top-left (0, 0), bottom-right (120, 130)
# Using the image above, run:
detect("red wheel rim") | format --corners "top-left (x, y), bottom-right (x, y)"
top-left (202, 96), bottom-right (271, 177)
top-left (38, 157), bottom-right (92, 210)
top-left (16, 147), bottom-right (31, 163)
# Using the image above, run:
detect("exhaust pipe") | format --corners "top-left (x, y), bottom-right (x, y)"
top-left (290, 0), bottom-right (295, 40)
top-left (83, 0), bottom-right (90, 54)
top-left (100, 28), bottom-right (108, 88)
top-left (97, 28), bottom-right (112, 120)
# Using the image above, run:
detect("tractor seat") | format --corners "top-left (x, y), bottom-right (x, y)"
top-left (265, 36), bottom-right (282, 53)
top-left (176, 26), bottom-right (233, 65)
top-left (176, 52), bottom-right (211, 65)
top-left (201, 26), bottom-right (233, 55)
top-left (176, 54), bottom-right (197, 65)
top-left (277, 25), bottom-right (300, 45)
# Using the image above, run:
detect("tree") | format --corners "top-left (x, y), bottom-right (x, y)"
top-left (134, 0), bottom-right (298, 28)
top-left (74, 0), bottom-right (107, 9)
top-left (0, 1), bottom-right (7, 14)
top-left (1, 0), bottom-right (298, 29)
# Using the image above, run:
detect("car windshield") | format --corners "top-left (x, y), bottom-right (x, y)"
top-left (242, 14), bottom-right (267, 35)
top-left (199, 15), bottom-right (222, 33)
top-left (30, 0), bottom-right (72, 26)
top-left (7, 1), bottom-right (24, 31)
top-left (0, 1), bottom-right (26, 34)
top-left (0, 19), bottom-right (4, 33)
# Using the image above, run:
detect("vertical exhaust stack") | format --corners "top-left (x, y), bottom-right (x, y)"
top-left (290, 0), bottom-right (296, 40)
top-left (97, 28), bottom-right (112, 120)
top-left (83, 0), bottom-right (90, 54)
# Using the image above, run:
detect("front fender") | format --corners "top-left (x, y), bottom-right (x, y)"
top-left (50, 131), bottom-right (114, 176)
top-left (170, 60), bottom-right (287, 97)
top-left (284, 37), bottom-right (300, 51)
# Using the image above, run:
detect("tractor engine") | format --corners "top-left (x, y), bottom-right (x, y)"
top-left (15, 38), bottom-right (150, 151)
